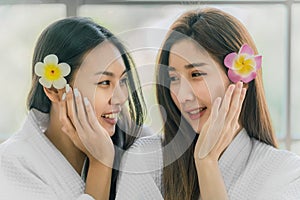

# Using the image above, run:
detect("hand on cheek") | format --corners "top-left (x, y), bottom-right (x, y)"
top-left (59, 85), bottom-right (115, 167)
top-left (194, 81), bottom-right (247, 162)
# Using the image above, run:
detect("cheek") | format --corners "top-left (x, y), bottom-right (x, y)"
top-left (93, 89), bottom-right (111, 115)
top-left (169, 82), bottom-right (179, 95)
top-left (169, 83), bottom-right (182, 107)
top-left (189, 81), bottom-right (209, 102)
top-left (121, 86), bottom-right (129, 102)
top-left (72, 79), bottom-right (96, 102)
top-left (170, 90), bottom-right (180, 110)
top-left (201, 76), bottom-right (226, 104)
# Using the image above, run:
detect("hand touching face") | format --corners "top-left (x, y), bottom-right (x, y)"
top-left (72, 41), bottom-right (128, 136)
top-left (59, 41), bottom-right (129, 165)
top-left (168, 39), bottom-right (230, 133)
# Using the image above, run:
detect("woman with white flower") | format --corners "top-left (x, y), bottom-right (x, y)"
top-left (116, 7), bottom-right (300, 199)
top-left (0, 17), bottom-right (146, 200)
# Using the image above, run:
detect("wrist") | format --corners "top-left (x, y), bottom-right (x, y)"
top-left (89, 154), bottom-right (115, 168)
top-left (195, 156), bottom-right (219, 170)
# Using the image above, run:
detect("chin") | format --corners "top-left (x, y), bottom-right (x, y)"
top-left (194, 127), bottom-right (202, 134)
top-left (191, 123), bottom-right (204, 134)
top-left (103, 125), bottom-right (116, 137)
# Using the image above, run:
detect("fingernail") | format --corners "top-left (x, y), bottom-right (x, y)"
top-left (230, 84), bottom-right (235, 91)
top-left (238, 81), bottom-right (243, 88)
top-left (62, 93), bottom-right (66, 101)
top-left (84, 97), bottom-right (89, 106)
top-left (65, 84), bottom-right (70, 93)
top-left (74, 88), bottom-right (79, 97)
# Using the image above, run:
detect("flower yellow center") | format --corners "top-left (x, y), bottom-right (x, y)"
top-left (233, 55), bottom-right (255, 76)
top-left (44, 64), bottom-right (61, 81)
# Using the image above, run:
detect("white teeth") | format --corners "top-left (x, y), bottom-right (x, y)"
top-left (190, 110), bottom-right (200, 114)
top-left (199, 107), bottom-right (206, 112)
top-left (102, 113), bottom-right (118, 119)
top-left (189, 107), bottom-right (206, 115)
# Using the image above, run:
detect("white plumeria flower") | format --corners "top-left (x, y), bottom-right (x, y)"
top-left (34, 54), bottom-right (71, 89)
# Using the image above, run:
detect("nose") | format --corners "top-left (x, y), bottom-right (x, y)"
top-left (176, 78), bottom-right (195, 104)
top-left (110, 84), bottom-right (128, 105)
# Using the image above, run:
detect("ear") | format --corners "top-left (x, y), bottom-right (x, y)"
top-left (43, 87), bottom-right (65, 103)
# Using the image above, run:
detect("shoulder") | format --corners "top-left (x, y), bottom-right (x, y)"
top-left (131, 133), bottom-right (162, 151)
top-left (251, 139), bottom-right (300, 168)
top-left (117, 134), bottom-right (163, 199)
top-left (250, 140), bottom-right (300, 199)
top-left (0, 116), bottom-right (43, 173)
top-left (251, 139), bottom-right (300, 184)
top-left (120, 134), bottom-right (163, 173)
top-left (0, 134), bottom-right (37, 176)
top-left (0, 132), bottom-right (33, 158)
top-left (0, 110), bottom-right (47, 160)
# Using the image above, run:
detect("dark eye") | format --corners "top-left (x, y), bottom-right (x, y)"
top-left (169, 76), bottom-right (179, 82)
top-left (97, 80), bottom-right (110, 86)
top-left (120, 77), bottom-right (128, 86)
top-left (192, 72), bottom-right (207, 77)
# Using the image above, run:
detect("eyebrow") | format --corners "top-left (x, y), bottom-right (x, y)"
top-left (184, 62), bottom-right (208, 69)
top-left (94, 69), bottom-right (127, 77)
top-left (167, 62), bottom-right (207, 71)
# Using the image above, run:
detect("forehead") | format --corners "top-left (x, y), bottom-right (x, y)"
top-left (169, 39), bottom-right (214, 68)
top-left (80, 41), bottom-right (125, 74)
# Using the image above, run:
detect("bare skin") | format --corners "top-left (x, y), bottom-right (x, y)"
top-left (169, 39), bottom-right (247, 199)
top-left (44, 42), bottom-right (128, 200)
top-left (194, 82), bottom-right (246, 200)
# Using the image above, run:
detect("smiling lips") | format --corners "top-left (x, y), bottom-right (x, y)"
top-left (186, 107), bottom-right (207, 120)
top-left (101, 111), bottom-right (120, 125)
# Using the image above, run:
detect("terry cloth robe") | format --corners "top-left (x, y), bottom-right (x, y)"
top-left (0, 109), bottom-right (94, 200)
top-left (116, 129), bottom-right (300, 200)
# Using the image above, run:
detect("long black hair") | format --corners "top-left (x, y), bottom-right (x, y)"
top-left (27, 17), bottom-right (146, 199)
top-left (156, 8), bottom-right (276, 200)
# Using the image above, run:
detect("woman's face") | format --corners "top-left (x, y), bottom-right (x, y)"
top-left (168, 39), bottom-right (230, 133)
top-left (72, 41), bottom-right (128, 136)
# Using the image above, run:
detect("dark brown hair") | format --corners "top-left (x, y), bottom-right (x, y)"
top-left (156, 8), bottom-right (277, 200)
top-left (27, 17), bottom-right (145, 199)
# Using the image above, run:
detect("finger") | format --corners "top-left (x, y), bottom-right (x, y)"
top-left (219, 84), bottom-right (236, 120)
top-left (226, 81), bottom-right (243, 124)
top-left (210, 97), bottom-right (222, 124)
top-left (65, 84), bottom-right (75, 125)
top-left (83, 97), bottom-right (103, 133)
top-left (197, 97), bottom-right (221, 143)
top-left (73, 88), bottom-right (92, 130)
top-left (59, 95), bottom-right (76, 140)
top-left (231, 87), bottom-right (247, 128)
top-left (59, 93), bottom-right (67, 123)
top-left (66, 87), bottom-right (83, 132)
top-left (59, 92), bottom-right (67, 124)
top-left (198, 97), bottom-right (222, 159)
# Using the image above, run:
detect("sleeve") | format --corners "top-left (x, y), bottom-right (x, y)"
top-left (278, 178), bottom-right (300, 200)
top-left (273, 164), bottom-right (300, 200)
top-left (276, 154), bottom-right (300, 200)
top-left (0, 153), bottom-right (58, 200)
top-left (77, 194), bottom-right (95, 200)
top-left (115, 136), bottom-right (163, 200)
top-left (0, 152), bottom-right (94, 200)
top-left (260, 154), bottom-right (300, 200)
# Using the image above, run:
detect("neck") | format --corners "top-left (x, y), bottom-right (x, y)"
top-left (45, 106), bottom-right (86, 175)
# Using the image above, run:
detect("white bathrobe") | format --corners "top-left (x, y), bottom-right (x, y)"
top-left (0, 109), bottom-right (94, 200)
top-left (116, 129), bottom-right (300, 200)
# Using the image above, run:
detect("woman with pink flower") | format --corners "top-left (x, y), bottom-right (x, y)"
top-left (0, 17), bottom-right (147, 200)
top-left (116, 7), bottom-right (300, 200)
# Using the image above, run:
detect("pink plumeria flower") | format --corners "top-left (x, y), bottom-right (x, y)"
top-left (34, 54), bottom-right (71, 89)
top-left (224, 44), bottom-right (262, 83)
